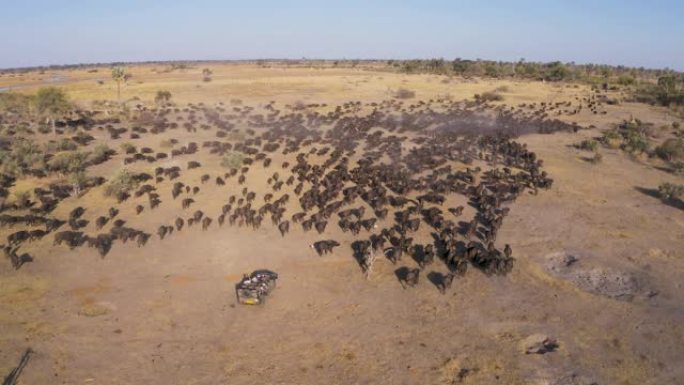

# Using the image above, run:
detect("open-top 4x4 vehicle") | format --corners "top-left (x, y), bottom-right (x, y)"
top-left (235, 270), bottom-right (278, 305)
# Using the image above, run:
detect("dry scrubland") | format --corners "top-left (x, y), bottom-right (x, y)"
top-left (0, 63), bottom-right (683, 385)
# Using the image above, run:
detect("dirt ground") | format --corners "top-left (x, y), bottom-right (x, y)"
top-left (1, 64), bottom-right (683, 385)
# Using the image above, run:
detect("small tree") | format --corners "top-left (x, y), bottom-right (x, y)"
top-left (105, 169), bottom-right (139, 197)
top-left (111, 66), bottom-right (130, 103)
top-left (202, 68), bottom-right (213, 82)
top-left (69, 170), bottom-right (88, 197)
top-left (47, 151), bottom-right (89, 175)
top-left (155, 90), bottom-right (172, 106)
top-left (34, 87), bottom-right (71, 132)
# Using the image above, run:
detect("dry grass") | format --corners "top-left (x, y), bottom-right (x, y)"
top-left (1, 63), bottom-right (600, 110)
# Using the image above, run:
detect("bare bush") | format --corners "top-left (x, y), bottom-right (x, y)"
top-left (475, 91), bottom-right (504, 102)
top-left (394, 88), bottom-right (416, 99)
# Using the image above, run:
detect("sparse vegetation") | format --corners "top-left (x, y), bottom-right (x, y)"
top-left (657, 182), bottom-right (684, 202)
top-left (601, 120), bottom-right (650, 155)
top-left (47, 151), bottom-right (89, 174)
top-left (575, 139), bottom-right (599, 152)
top-left (34, 87), bottom-right (71, 129)
top-left (91, 144), bottom-right (114, 164)
top-left (0, 138), bottom-right (44, 176)
top-left (202, 68), bottom-right (213, 82)
top-left (589, 152), bottom-right (603, 164)
top-left (655, 138), bottom-right (684, 162)
top-left (69, 170), bottom-right (89, 196)
top-left (0, 92), bottom-right (33, 119)
top-left (671, 161), bottom-right (684, 175)
top-left (120, 142), bottom-right (136, 154)
top-left (111, 66), bottom-right (130, 103)
top-left (221, 152), bottom-right (245, 169)
top-left (159, 139), bottom-right (175, 148)
top-left (13, 190), bottom-right (31, 208)
top-left (393, 88), bottom-right (415, 99)
top-left (475, 91), bottom-right (504, 102)
top-left (44, 138), bottom-right (78, 152)
top-left (104, 169), bottom-right (139, 197)
top-left (155, 90), bottom-right (172, 106)
top-left (634, 74), bottom-right (684, 107)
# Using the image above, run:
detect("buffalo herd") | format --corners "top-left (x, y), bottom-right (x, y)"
top-left (1, 94), bottom-right (573, 292)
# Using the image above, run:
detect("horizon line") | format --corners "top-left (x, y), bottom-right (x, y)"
top-left (1, 57), bottom-right (681, 73)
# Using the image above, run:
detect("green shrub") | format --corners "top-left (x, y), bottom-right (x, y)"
top-left (120, 142), bottom-right (136, 154)
top-left (48, 151), bottom-right (89, 174)
top-left (221, 152), bottom-right (245, 169)
top-left (13, 190), bottom-right (30, 208)
top-left (45, 138), bottom-right (78, 152)
top-left (671, 161), bottom-right (684, 175)
top-left (621, 129), bottom-right (649, 154)
top-left (658, 183), bottom-right (684, 201)
top-left (91, 144), bottom-right (114, 164)
top-left (655, 138), bottom-right (684, 161)
top-left (69, 170), bottom-right (89, 196)
top-left (226, 131), bottom-right (246, 141)
top-left (633, 74), bottom-right (684, 107)
top-left (155, 90), bottom-right (172, 105)
top-left (74, 131), bottom-right (94, 144)
top-left (575, 139), bottom-right (598, 151)
top-left (616, 75), bottom-right (636, 86)
top-left (104, 169), bottom-right (139, 197)
top-left (0, 138), bottom-right (44, 176)
top-left (0, 92), bottom-right (33, 117)
top-left (601, 129), bottom-right (622, 148)
top-left (602, 120), bottom-right (651, 154)
top-left (34, 87), bottom-right (71, 121)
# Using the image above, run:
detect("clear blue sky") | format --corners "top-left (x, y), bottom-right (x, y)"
top-left (1, 0), bottom-right (682, 70)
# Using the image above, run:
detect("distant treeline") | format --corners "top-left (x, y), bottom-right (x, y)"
top-left (384, 58), bottom-right (676, 81)
top-left (383, 59), bottom-right (684, 107)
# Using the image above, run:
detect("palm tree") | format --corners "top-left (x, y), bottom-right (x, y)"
top-left (111, 66), bottom-right (129, 102)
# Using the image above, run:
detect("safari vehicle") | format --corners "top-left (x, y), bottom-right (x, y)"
top-left (235, 270), bottom-right (278, 305)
